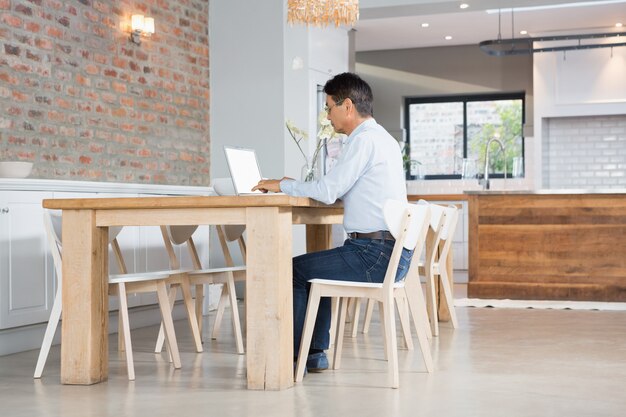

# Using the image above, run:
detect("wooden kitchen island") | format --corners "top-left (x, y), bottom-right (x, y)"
top-left (467, 190), bottom-right (626, 301)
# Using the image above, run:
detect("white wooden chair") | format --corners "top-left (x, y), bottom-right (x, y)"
top-left (363, 201), bottom-right (459, 338)
top-left (361, 200), bottom-right (447, 341)
top-left (210, 224), bottom-right (247, 346)
top-left (295, 200), bottom-right (432, 388)
top-left (154, 224), bottom-right (246, 354)
top-left (34, 211), bottom-right (184, 380)
top-left (420, 202), bottom-right (459, 336)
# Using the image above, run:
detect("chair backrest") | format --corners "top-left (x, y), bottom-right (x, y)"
top-left (43, 210), bottom-right (126, 277)
top-left (165, 225), bottom-right (199, 246)
top-left (160, 225), bottom-right (195, 270)
top-left (210, 177), bottom-right (247, 266)
top-left (43, 211), bottom-right (64, 280)
top-left (216, 225), bottom-right (246, 267)
top-left (161, 224), bottom-right (246, 271)
top-left (382, 200), bottom-right (430, 289)
top-left (438, 205), bottom-right (459, 263)
top-left (417, 199), bottom-right (444, 232)
top-left (417, 200), bottom-right (448, 266)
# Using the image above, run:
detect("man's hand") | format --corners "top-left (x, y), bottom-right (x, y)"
top-left (252, 177), bottom-right (292, 193)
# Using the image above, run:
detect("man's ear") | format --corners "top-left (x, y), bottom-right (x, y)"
top-left (344, 98), bottom-right (354, 114)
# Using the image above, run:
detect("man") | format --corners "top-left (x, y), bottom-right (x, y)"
top-left (252, 72), bottom-right (411, 372)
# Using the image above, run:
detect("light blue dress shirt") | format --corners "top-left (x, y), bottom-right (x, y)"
top-left (280, 118), bottom-right (407, 233)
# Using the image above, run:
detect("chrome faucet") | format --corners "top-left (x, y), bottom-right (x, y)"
top-left (479, 137), bottom-right (506, 190)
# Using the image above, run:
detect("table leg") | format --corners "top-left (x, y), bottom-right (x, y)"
top-left (305, 224), bottom-right (333, 253)
top-left (245, 207), bottom-right (293, 390)
top-left (61, 210), bottom-right (108, 384)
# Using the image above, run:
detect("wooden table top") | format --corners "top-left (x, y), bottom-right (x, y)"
top-left (43, 194), bottom-right (339, 210)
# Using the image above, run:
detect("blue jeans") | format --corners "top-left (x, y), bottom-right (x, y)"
top-left (293, 238), bottom-right (413, 355)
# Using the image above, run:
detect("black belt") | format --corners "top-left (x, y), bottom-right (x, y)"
top-left (348, 230), bottom-right (395, 241)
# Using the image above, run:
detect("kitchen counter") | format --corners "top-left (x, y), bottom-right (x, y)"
top-left (465, 188), bottom-right (626, 195)
top-left (408, 194), bottom-right (468, 201)
top-left (466, 191), bottom-right (626, 301)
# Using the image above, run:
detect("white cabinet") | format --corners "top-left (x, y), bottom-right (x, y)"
top-left (0, 186), bottom-right (212, 331)
top-left (0, 191), bottom-right (54, 329)
top-left (0, 180), bottom-right (213, 356)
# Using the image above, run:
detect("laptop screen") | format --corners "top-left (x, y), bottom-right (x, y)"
top-left (224, 146), bottom-right (264, 195)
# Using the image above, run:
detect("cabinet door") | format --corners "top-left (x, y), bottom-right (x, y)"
top-left (0, 191), bottom-right (54, 329)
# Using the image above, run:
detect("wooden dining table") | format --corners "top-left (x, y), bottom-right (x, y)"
top-left (42, 195), bottom-right (343, 390)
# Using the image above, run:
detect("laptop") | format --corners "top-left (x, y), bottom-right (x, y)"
top-left (224, 146), bottom-right (284, 196)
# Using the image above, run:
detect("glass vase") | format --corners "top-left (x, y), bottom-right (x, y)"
top-left (301, 161), bottom-right (319, 182)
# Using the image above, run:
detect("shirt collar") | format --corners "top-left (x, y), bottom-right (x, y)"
top-left (346, 118), bottom-right (376, 143)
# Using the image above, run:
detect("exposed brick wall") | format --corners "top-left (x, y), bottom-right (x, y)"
top-left (0, 0), bottom-right (209, 185)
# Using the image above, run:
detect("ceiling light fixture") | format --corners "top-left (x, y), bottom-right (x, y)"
top-left (287, 0), bottom-right (359, 27)
top-left (520, 30), bottom-right (528, 35)
top-left (480, 7), bottom-right (626, 56)
top-left (421, 23), bottom-right (429, 28)
top-left (445, 35), bottom-right (453, 40)
top-left (459, 3), bottom-right (469, 9)
top-left (617, 23), bottom-right (624, 28)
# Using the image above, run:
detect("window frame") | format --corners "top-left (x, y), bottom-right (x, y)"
top-left (404, 91), bottom-right (526, 180)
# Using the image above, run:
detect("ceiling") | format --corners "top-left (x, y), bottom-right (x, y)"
top-left (355, 0), bottom-right (626, 51)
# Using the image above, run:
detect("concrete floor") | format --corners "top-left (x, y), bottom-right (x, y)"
top-left (1, 285), bottom-right (626, 417)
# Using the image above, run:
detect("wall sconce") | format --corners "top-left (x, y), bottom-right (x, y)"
top-left (130, 14), bottom-right (155, 45)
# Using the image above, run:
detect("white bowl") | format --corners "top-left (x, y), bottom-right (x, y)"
top-left (211, 177), bottom-right (236, 196)
top-left (0, 161), bottom-right (33, 178)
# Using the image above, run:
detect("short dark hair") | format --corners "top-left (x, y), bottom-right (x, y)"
top-left (323, 72), bottom-right (373, 117)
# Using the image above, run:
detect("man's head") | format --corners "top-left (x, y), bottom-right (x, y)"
top-left (323, 73), bottom-right (373, 135)
top-left (323, 72), bottom-right (373, 117)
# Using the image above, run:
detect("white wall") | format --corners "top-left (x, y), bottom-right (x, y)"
top-left (210, 3), bottom-right (349, 181)
top-left (209, 3), bottom-right (349, 264)
top-left (210, 1), bottom-right (286, 180)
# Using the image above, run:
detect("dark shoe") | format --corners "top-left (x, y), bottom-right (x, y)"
top-left (306, 352), bottom-right (329, 372)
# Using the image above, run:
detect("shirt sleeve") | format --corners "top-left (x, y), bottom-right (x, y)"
top-left (279, 137), bottom-right (374, 205)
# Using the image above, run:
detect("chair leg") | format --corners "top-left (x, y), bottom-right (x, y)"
top-left (156, 282), bottom-right (181, 369)
top-left (211, 284), bottom-right (229, 340)
top-left (362, 299), bottom-right (375, 334)
top-left (117, 283), bottom-right (135, 381)
top-left (395, 295), bottom-right (414, 350)
top-left (380, 294), bottom-right (399, 388)
top-left (195, 284), bottom-right (204, 340)
top-left (34, 283), bottom-right (63, 378)
top-left (410, 279), bottom-right (433, 340)
top-left (425, 268), bottom-right (439, 336)
top-left (225, 273), bottom-right (244, 354)
top-left (351, 298), bottom-right (362, 338)
top-left (295, 285), bottom-right (322, 382)
top-left (405, 286), bottom-right (434, 373)
top-left (118, 311), bottom-right (125, 353)
top-left (379, 301), bottom-right (388, 360)
top-left (179, 276), bottom-right (203, 353)
top-left (333, 297), bottom-right (349, 370)
top-left (154, 285), bottom-right (178, 354)
top-left (329, 297), bottom-right (339, 347)
top-left (438, 268), bottom-right (458, 329)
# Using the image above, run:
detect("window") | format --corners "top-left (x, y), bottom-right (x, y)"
top-left (404, 92), bottom-right (524, 179)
